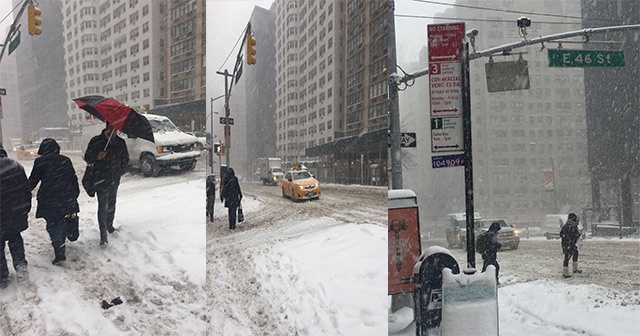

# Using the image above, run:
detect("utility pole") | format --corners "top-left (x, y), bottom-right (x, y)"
top-left (216, 70), bottom-right (234, 168)
top-left (387, 0), bottom-right (402, 189)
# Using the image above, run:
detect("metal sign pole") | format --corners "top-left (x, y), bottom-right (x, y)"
top-left (461, 41), bottom-right (476, 269)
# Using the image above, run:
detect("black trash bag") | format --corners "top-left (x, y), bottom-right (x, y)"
top-left (65, 213), bottom-right (80, 241)
top-left (82, 164), bottom-right (96, 197)
top-left (237, 203), bottom-right (244, 223)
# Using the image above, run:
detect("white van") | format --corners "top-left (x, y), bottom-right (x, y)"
top-left (543, 214), bottom-right (568, 239)
top-left (81, 114), bottom-right (200, 177)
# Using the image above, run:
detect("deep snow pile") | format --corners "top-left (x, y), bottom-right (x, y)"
top-left (0, 154), bottom-right (206, 335)
top-left (207, 185), bottom-right (388, 335)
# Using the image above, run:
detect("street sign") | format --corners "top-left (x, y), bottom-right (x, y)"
top-left (400, 132), bottom-right (416, 148)
top-left (220, 117), bottom-right (234, 125)
top-left (8, 30), bottom-right (20, 55)
top-left (432, 154), bottom-right (465, 169)
top-left (548, 49), bottom-right (625, 67)
top-left (485, 60), bottom-right (530, 92)
top-left (235, 63), bottom-right (243, 84)
top-left (0, 88), bottom-right (6, 95)
top-left (428, 23), bottom-right (465, 153)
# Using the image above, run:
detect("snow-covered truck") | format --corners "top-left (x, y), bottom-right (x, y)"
top-left (80, 114), bottom-right (200, 177)
top-left (258, 157), bottom-right (284, 185)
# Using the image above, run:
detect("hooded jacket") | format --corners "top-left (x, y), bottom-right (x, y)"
top-left (28, 138), bottom-right (80, 220)
top-left (0, 146), bottom-right (31, 238)
top-left (483, 222), bottom-right (502, 258)
top-left (221, 168), bottom-right (242, 208)
top-left (560, 215), bottom-right (581, 254)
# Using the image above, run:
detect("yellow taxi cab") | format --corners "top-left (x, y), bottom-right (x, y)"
top-left (281, 170), bottom-right (320, 202)
top-left (15, 143), bottom-right (40, 160)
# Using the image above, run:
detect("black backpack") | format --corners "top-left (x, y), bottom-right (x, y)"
top-left (476, 231), bottom-right (490, 254)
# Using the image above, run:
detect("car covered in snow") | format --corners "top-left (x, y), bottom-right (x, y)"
top-left (186, 131), bottom-right (207, 150)
top-left (281, 170), bottom-right (320, 201)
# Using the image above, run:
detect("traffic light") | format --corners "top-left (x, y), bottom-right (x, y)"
top-left (27, 4), bottom-right (42, 36)
top-left (246, 35), bottom-right (256, 65)
top-left (213, 143), bottom-right (226, 156)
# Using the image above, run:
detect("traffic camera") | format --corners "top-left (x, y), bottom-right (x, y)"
top-left (27, 4), bottom-right (42, 36)
top-left (246, 35), bottom-right (257, 65)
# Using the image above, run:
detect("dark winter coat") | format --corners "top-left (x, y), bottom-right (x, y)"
top-left (206, 176), bottom-right (216, 197)
top-left (28, 138), bottom-right (80, 221)
top-left (221, 168), bottom-right (242, 208)
top-left (560, 218), bottom-right (581, 255)
top-left (482, 222), bottom-right (502, 260)
top-left (0, 147), bottom-right (31, 240)
top-left (84, 129), bottom-right (129, 189)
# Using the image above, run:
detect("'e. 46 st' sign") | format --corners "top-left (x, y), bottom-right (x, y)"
top-left (548, 49), bottom-right (625, 67)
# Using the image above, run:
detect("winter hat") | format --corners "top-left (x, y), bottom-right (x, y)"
top-left (568, 213), bottom-right (577, 221)
top-left (490, 222), bottom-right (502, 232)
top-left (38, 138), bottom-right (61, 155)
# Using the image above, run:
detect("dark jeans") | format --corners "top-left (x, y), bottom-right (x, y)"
top-left (97, 182), bottom-right (119, 236)
top-left (46, 218), bottom-right (68, 248)
top-left (0, 233), bottom-right (28, 280)
top-left (482, 254), bottom-right (500, 282)
top-left (228, 206), bottom-right (237, 229)
top-left (563, 250), bottom-right (579, 266)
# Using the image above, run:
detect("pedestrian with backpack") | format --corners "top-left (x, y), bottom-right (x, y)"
top-left (27, 138), bottom-right (80, 265)
top-left (480, 222), bottom-right (502, 285)
top-left (560, 213), bottom-right (582, 278)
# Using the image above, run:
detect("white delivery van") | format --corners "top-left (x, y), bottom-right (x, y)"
top-left (81, 114), bottom-right (200, 177)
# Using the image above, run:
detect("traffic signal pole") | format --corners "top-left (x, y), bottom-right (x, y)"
top-left (387, 0), bottom-right (402, 189)
top-left (391, 23), bottom-right (640, 269)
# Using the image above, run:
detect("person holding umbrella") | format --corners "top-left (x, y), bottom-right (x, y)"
top-left (84, 123), bottom-right (129, 245)
top-left (28, 138), bottom-right (80, 265)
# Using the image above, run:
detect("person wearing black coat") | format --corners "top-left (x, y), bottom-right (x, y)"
top-left (481, 221), bottom-right (502, 285)
top-left (0, 145), bottom-right (31, 287)
top-left (206, 175), bottom-right (216, 222)
top-left (220, 168), bottom-right (242, 229)
top-left (560, 213), bottom-right (582, 278)
top-left (84, 123), bottom-right (129, 245)
top-left (28, 138), bottom-right (80, 265)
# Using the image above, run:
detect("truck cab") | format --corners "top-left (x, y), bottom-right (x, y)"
top-left (445, 212), bottom-right (481, 249)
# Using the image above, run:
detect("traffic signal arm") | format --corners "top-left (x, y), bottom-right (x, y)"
top-left (27, 4), bottom-right (42, 36)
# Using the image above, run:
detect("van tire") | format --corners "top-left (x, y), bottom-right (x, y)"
top-left (141, 155), bottom-right (159, 177)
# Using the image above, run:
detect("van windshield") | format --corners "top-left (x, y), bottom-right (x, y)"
top-left (149, 119), bottom-right (178, 132)
top-left (272, 167), bottom-right (283, 173)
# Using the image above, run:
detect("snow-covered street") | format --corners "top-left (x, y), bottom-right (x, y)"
top-left (0, 151), bottom-right (207, 335)
top-left (207, 182), bottom-right (388, 335)
top-left (389, 237), bottom-right (640, 335)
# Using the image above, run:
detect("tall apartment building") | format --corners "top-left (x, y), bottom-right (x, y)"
top-left (165, 0), bottom-right (206, 104)
top-left (273, 0), bottom-right (387, 185)
top-left (435, 0), bottom-right (591, 226)
top-left (245, 5), bottom-right (277, 176)
top-left (273, 0), bottom-right (344, 164)
top-left (62, 0), bottom-right (166, 143)
top-left (12, 0), bottom-right (67, 143)
top-left (581, 0), bottom-right (640, 225)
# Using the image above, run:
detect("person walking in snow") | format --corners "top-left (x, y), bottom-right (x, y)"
top-left (481, 221), bottom-right (502, 285)
top-left (560, 213), bottom-right (582, 278)
top-left (28, 138), bottom-right (80, 265)
top-left (84, 123), bottom-right (129, 245)
top-left (0, 145), bottom-right (31, 287)
top-left (220, 167), bottom-right (242, 230)
top-left (206, 175), bottom-right (216, 222)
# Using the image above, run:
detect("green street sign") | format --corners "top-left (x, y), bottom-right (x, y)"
top-left (548, 49), bottom-right (625, 67)
top-left (235, 63), bottom-right (243, 84)
top-left (8, 31), bottom-right (20, 55)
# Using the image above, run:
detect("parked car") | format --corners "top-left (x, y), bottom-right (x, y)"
top-left (15, 142), bottom-right (40, 160)
top-left (281, 170), bottom-right (320, 202)
top-left (461, 219), bottom-right (520, 251)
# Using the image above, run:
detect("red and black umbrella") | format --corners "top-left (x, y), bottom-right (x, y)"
top-left (73, 95), bottom-right (154, 143)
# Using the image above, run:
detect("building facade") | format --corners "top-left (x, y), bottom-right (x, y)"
top-left (245, 5), bottom-right (277, 179)
top-left (12, 0), bottom-right (67, 145)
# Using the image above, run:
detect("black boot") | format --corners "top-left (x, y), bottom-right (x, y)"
top-left (100, 230), bottom-right (108, 246)
top-left (52, 244), bottom-right (66, 265)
